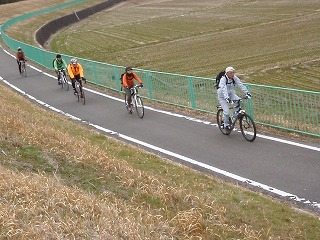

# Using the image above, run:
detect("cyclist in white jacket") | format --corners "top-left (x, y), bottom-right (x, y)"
top-left (217, 67), bottom-right (252, 130)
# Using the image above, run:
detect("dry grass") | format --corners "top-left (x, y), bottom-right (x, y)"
top-left (48, 0), bottom-right (320, 91)
top-left (1, 78), bottom-right (320, 239)
top-left (0, 0), bottom-right (69, 24)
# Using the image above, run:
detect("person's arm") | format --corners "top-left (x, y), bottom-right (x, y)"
top-left (53, 60), bottom-right (58, 71)
top-left (67, 64), bottom-right (74, 79)
top-left (133, 72), bottom-right (143, 84)
top-left (22, 52), bottom-right (27, 61)
top-left (219, 76), bottom-right (229, 100)
top-left (234, 76), bottom-right (249, 94)
top-left (78, 64), bottom-right (84, 78)
top-left (122, 74), bottom-right (128, 87)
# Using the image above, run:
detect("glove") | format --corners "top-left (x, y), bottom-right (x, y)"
top-left (246, 92), bottom-right (252, 98)
top-left (139, 83), bottom-right (143, 88)
top-left (71, 78), bottom-right (75, 81)
top-left (82, 77), bottom-right (86, 83)
top-left (225, 98), bottom-right (230, 103)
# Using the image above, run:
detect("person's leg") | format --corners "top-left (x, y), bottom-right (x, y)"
top-left (56, 70), bottom-right (60, 84)
top-left (71, 78), bottom-right (76, 94)
top-left (124, 87), bottom-right (132, 110)
top-left (74, 75), bottom-right (82, 94)
top-left (219, 97), bottom-right (230, 128)
top-left (230, 94), bottom-right (241, 120)
top-left (17, 61), bottom-right (21, 74)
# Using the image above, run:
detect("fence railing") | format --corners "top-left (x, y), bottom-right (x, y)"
top-left (1, 1), bottom-right (319, 137)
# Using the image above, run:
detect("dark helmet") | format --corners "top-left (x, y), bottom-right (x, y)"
top-left (125, 66), bottom-right (133, 72)
top-left (56, 54), bottom-right (62, 58)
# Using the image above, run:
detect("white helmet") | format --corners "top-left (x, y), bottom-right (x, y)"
top-left (71, 58), bottom-right (77, 64)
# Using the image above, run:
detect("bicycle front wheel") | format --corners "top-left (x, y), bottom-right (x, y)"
top-left (75, 83), bottom-right (80, 102)
top-left (61, 74), bottom-right (69, 91)
top-left (239, 113), bottom-right (256, 142)
top-left (80, 87), bottom-right (85, 105)
top-left (134, 96), bottom-right (144, 118)
top-left (21, 63), bottom-right (27, 77)
top-left (216, 108), bottom-right (230, 135)
top-left (64, 75), bottom-right (69, 91)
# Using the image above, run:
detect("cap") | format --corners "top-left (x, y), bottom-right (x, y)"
top-left (125, 66), bottom-right (133, 72)
top-left (56, 54), bottom-right (61, 58)
top-left (225, 66), bottom-right (235, 73)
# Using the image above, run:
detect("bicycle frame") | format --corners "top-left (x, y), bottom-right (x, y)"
top-left (58, 68), bottom-right (66, 78)
top-left (19, 60), bottom-right (27, 77)
top-left (125, 85), bottom-right (144, 118)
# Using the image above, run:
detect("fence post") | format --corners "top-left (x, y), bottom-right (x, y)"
top-left (188, 76), bottom-right (196, 109)
top-left (245, 85), bottom-right (254, 118)
top-left (146, 70), bottom-right (153, 99)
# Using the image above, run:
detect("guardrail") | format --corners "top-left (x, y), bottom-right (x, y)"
top-left (1, 1), bottom-right (319, 137)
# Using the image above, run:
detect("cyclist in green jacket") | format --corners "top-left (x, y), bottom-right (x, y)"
top-left (53, 54), bottom-right (68, 85)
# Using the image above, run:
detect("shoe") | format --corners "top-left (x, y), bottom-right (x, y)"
top-left (58, 81), bottom-right (61, 85)
top-left (128, 106), bottom-right (132, 113)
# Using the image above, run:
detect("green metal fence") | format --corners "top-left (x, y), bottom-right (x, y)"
top-left (1, 1), bottom-right (319, 137)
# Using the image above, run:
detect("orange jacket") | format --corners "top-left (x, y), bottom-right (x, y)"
top-left (122, 72), bottom-right (143, 87)
top-left (67, 63), bottom-right (84, 79)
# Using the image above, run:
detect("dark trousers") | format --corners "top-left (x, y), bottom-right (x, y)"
top-left (124, 87), bottom-right (132, 105)
top-left (71, 74), bottom-right (82, 89)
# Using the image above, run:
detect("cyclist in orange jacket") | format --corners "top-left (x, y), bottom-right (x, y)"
top-left (67, 58), bottom-right (86, 95)
top-left (122, 66), bottom-right (143, 112)
top-left (16, 47), bottom-right (27, 75)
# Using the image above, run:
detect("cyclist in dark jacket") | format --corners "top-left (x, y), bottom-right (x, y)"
top-left (16, 47), bottom-right (27, 74)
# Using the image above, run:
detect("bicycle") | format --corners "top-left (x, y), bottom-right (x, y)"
top-left (58, 68), bottom-right (69, 91)
top-left (216, 96), bottom-right (256, 142)
top-left (124, 85), bottom-right (144, 118)
top-left (74, 78), bottom-right (85, 105)
top-left (19, 60), bottom-right (27, 77)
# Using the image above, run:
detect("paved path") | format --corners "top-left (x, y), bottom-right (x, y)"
top-left (1, 47), bottom-right (319, 211)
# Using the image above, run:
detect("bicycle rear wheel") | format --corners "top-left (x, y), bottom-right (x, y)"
top-left (216, 108), bottom-right (231, 135)
top-left (135, 96), bottom-right (144, 119)
top-left (21, 62), bottom-right (27, 77)
top-left (239, 113), bottom-right (256, 142)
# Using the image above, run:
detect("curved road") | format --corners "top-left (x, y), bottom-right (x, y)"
top-left (1, 47), bottom-right (319, 212)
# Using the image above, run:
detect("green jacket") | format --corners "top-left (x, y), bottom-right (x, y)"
top-left (53, 59), bottom-right (67, 70)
